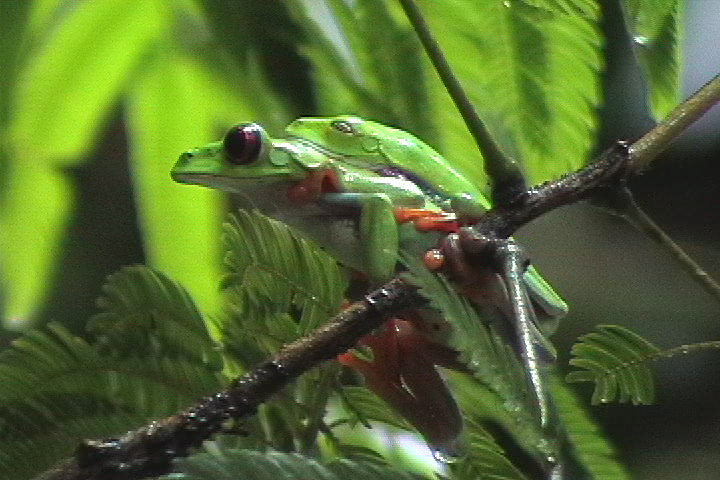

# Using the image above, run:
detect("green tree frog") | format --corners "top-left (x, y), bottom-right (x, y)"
top-left (172, 116), bottom-right (567, 451)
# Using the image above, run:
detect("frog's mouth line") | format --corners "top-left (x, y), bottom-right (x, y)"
top-left (171, 172), bottom-right (292, 191)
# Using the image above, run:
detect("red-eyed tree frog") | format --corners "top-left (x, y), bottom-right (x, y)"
top-left (171, 116), bottom-right (567, 451)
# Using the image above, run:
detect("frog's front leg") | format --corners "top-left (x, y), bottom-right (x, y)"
top-left (319, 192), bottom-right (402, 282)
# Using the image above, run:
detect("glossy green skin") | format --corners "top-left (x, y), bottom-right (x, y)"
top-left (172, 116), bottom-right (567, 331)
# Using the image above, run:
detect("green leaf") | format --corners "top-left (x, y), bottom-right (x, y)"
top-left (167, 449), bottom-right (428, 480)
top-left (0, 164), bottom-right (72, 325)
top-left (220, 210), bottom-right (347, 366)
top-left (290, 0), bottom-right (603, 188)
top-left (620, 0), bottom-right (683, 120)
top-left (338, 386), bottom-right (414, 432)
top-left (0, 1), bottom-right (31, 127)
top-left (292, 0), bottom-right (436, 141)
top-left (0, 0), bottom-right (169, 325)
top-left (452, 417), bottom-right (529, 480)
top-left (448, 371), bottom-right (548, 477)
top-left (567, 325), bottom-right (660, 405)
top-left (195, 0), bottom-right (311, 119)
top-left (550, 376), bottom-right (631, 480)
top-left (0, 322), bottom-right (222, 479)
top-left (419, 0), bottom-right (604, 184)
top-left (399, 254), bottom-right (551, 462)
top-left (519, 0), bottom-right (599, 17)
top-left (87, 265), bottom-right (222, 369)
top-left (126, 39), bottom-right (227, 321)
top-left (399, 254), bottom-right (530, 413)
top-left (10, 0), bottom-right (166, 165)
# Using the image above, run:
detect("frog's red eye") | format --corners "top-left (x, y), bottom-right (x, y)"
top-left (223, 123), bottom-right (263, 165)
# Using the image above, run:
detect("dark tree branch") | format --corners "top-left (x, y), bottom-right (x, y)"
top-left (32, 281), bottom-right (422, 480)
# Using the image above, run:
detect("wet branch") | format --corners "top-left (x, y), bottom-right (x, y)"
top-left (33, 281), bottom-right (422, 480)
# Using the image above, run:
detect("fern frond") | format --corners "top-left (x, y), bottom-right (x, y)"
top-left (399, 254), bottom-right (530, 411)
top-left (0, 323), bottom-right (223, 479)
top-left (220, 210), bottom-right (347, 363)
top-left (550, 376), bottom-right (631, 480)
top-left (569, 325), bottom-right (720, 406)
top-left (338, 386), bottom-right (414, 432)
top-left (88, 265), bottom-right (221, 369)
top-left (566, 325), bottom-right (660, 405)
top-left (620, 0), bottom-right (683, 119)
top-left (291, 0), bottom-right (435, 140)
top-left (519, 0), bottom-right (599, 17)
top-left (419, 0), bottom-right (603, 184)
top-left (166, 449), bottom-right (428, 480)
top-left (217, 210), bottom-right (350, 451)
top-left (452, 417), bottom-right (529, 480)
top-left (399, 254), bottom-right (554, 463)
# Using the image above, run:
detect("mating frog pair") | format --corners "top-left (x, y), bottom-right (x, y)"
top-left (172, 116), bottom-right (567, 451)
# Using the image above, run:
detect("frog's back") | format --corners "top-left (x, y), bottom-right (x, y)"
top-left (369, 122), bottom-right (491, 213)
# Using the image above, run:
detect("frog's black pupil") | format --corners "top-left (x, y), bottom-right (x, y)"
top-left (223, 123), bottom-right (262, 165)
top-left (330, 120), bottom-right (354, 134)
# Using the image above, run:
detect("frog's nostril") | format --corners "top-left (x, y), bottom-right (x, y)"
top-left (177, 152), bottom-right (194, 165)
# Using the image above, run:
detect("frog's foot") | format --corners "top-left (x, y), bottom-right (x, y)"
top-left (427, 233), bottom-right (558, 365)
top-left (337, 317), bottom-right (463, 451)
top-left (394, 207), bottom-right (460, 233)
top-left (424, 233), bottom-right (504, 307)
top-left (397, 310), bottom-right (467, 371)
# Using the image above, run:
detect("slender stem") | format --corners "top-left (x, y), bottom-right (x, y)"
top-left (298, 363), bottom-right (339, 453)
top-left (630, 73), bottom-right (720, 170)
top-left (658, 340), bottom-right (720, 359)
top-left (397, 0), bottom-right (527, 203)
top-left (605, 340), bottom-right (720, 374)
top-left (618, 189), bottom-right (720, 305)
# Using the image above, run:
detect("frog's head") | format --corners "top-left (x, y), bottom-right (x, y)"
top-left (172, 123), bottom-right (306, 193)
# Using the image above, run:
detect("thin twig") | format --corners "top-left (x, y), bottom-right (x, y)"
top-left (597, 73), bottom-right (720, 304)
top-left (617, 188), bottom-right (720, 304)
top-left (630, 73), bottom-right (720, 171)
top-left (657, 340), bottom-right (720, 359)
top-left (397, 0), bottom-right (528, 204)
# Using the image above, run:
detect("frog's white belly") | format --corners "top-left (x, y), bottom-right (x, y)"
top-left (283, 206), bottom-right (441, 277)
top-left (238, 181), bottom-right (439, 277)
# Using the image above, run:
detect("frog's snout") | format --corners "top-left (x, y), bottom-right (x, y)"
top-left (175, 151), bottom-right (196, 168)
top-left (171, 148), bottom-right (221, 185)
